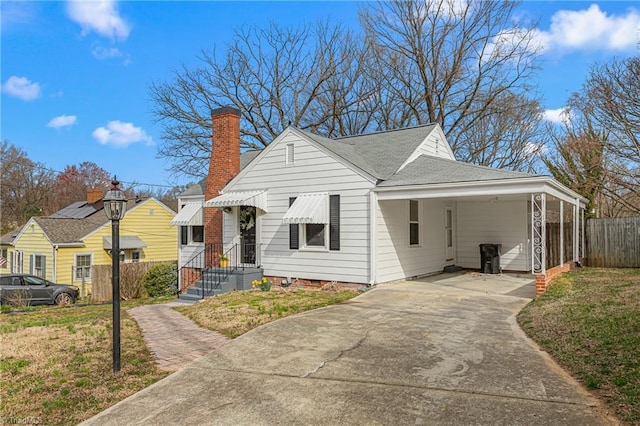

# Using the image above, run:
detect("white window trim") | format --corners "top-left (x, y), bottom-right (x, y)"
top-left (300, 223), bottom-right (329, 251)
top-left (74, 253), bottom-right (93, 281)
top-left (409, 199), bottom-right (421, 247)
top-left (131, 250), bottom-right (141, 263)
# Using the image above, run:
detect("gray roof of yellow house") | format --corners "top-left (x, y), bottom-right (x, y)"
top-left (3, 199), bottom-right (146, 246)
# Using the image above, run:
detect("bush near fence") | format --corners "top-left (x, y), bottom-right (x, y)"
top-left (91, 261), bottom-right (177, 303)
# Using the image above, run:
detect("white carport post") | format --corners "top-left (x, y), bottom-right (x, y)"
top-left (559, 200), bottom-right (564, 266)
top-left (574, 199), bottom-right (579, 262)
top-left (531, 193), bottom-right (546, 274)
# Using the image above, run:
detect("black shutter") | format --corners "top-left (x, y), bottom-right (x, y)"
top-left (289, 197), bottom-right (299, 250)
top-left (330, 195), bottom-right (340, 251)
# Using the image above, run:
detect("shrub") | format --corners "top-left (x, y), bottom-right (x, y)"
top-left (142, 264), bottom-right (177, 297)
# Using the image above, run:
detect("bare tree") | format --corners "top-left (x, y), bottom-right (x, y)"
top-left (360, 0), bottom-right (543, 170)
top-left (541, 107), bottom-right (608, 217)
top-left (150, 20), bottom-right (372, 179)
top-left (580, 57), bottom-right (640, 214)
top-left (50, 161), bottom-right (112, 212)
top-left (0, 141), bottom-right (55, 233)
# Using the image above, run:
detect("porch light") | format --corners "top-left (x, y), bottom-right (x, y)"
top-left (103, 177), bottom-right (127, 374)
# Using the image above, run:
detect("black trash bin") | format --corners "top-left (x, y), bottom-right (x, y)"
top-left (479, 243), bottom-right (502, 274)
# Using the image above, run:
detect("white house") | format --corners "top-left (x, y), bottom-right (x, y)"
top-left (174, 108), bottom-right (587, 296)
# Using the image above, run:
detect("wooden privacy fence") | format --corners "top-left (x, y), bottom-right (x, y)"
top-left (91, 260), bottom-right (177, 303)
top-left (586, 217), bottom-right (640, 268)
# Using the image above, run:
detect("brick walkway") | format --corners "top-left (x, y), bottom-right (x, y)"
top-left (127, 301), bottom-right (230, 372)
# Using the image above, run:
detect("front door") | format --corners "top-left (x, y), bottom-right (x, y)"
top-left (239, 206), bottom-right (256, 265)
top-left (445, 206), bottom-right (455, 262)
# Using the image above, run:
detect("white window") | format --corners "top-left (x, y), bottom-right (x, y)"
top-left (131, 251), bottom-right (141, 263)
top-left (119, 251), bottom-right (126, 263)
top-left (285, 143), bottom-right (294, 165)
top-left (74, 254), bottom-right (92, 280)
top-left (12, 251), bottom-right (24, 273)
top-left (409, 200), bottom-right (420, 246)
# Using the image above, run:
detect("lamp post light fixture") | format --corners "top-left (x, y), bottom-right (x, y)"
top-left (103, 177), bottom-right (128, 373)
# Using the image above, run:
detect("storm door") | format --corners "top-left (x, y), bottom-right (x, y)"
top-left (239, 206), bottom-right (256, 265)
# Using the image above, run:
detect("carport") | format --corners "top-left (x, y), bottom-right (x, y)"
top-left (373, 175), bottom-right (588, 294)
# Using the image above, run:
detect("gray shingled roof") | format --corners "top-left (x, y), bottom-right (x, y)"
top-left (33, 217), bottom-right (107, 244)
top-left (378, 155), bottom-right (536, 187)
top-left (0, 228), bottom-right (20, 245)
top-left (302, 124), bottom-right (437, 180)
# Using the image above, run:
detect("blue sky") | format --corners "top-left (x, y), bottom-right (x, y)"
top-left (2, 1), bottom-right (639, 190)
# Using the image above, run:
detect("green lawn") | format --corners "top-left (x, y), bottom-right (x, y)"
top-left (0, 297), bottom-right (174, 426)
top-left (517, 267), bottom-right (640, 424)
top-left (1, 287), bottom-right (360, 425)
top-left (175, 287), bottom-right (360, 338)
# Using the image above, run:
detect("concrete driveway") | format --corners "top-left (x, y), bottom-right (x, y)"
top-left (82, 273), bottom-right (612, 425)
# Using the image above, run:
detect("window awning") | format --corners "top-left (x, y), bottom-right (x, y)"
top-left (170, 202), bottom-right (203, 226)
top-left (282, 193), bottom-right (329, 224)
top-left (205, 190), bottom-right (268, 212)
top-left (103, 236), bottom-right (147, 250)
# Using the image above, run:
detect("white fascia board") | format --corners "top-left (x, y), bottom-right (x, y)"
top-left (375, 177), bottom-right (588, 205)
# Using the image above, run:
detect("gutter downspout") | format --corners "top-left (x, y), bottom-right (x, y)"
top-left (369, 191), bottom-right (377, 286)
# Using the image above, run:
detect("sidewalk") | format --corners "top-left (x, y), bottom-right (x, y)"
top-left (127, 301), bottom-right (230, 371)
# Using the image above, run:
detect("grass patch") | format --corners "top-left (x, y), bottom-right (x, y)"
top-left (175, 288), bottom-right (359, 338)
top-left (517, 267), bottom-right (640, 424)
top-left (0, 297), bottom-right (174, 425)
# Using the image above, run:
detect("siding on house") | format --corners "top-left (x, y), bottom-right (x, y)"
top-left (456, 199), bottom-right (529, 271)
top-left (10, 221), bottom-right (54, 279)
top-left (376, 199), bottom-right (448, 283)
top-left (400, 127), bottom-right (455, 169)
top-left (225, 131), bottom-right (376, 283)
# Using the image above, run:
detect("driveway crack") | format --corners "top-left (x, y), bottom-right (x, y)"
top-left (300, 327), bottom-right (373, 378)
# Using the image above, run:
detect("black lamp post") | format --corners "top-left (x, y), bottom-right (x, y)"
top-left (103, 177), bottom-right (127, 373)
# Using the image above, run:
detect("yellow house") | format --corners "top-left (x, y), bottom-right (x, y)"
top-left (0, 198), bottom-right (177, 296)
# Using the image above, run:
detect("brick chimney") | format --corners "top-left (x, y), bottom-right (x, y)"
top-left (204, 107), bottom-right (241, 248)
top-left (87, 188), bottom-right (104, 204)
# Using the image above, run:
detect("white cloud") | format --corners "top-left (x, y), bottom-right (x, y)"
top-left (47, 115), bottom-right (77, 129)
top-left (543, 107), bottom-right (571, 124)
top-left (92, 121), bottom-right (153, 147)
top-left (1, 76), bottom-right (41, 101)
top-left (483, 27), bottom-right (546, 62)
top-left (92, 45), bottom-right (122, 60)
top-left (536, 5), bottom-right (640, 52)
top-left (66, 0), bottom-right (131, 41)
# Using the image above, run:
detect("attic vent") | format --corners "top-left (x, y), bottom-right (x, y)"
top-left (285, 143), bottom-right (294, 165)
